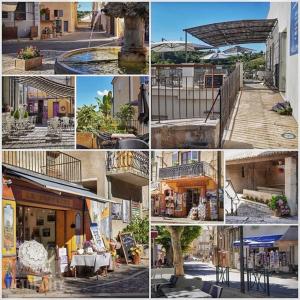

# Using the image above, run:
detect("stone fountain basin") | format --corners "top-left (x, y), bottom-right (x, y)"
top-left (54, 46), bottom-right (148, 75)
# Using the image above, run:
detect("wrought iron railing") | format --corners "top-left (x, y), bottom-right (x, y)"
top-left (106, 151), bottom-right (149, 177)
top-left (151, 64), bottom-right (233, 122)
top-left (159, 161), bottom-right (216, 180)
top-left (2, 151), bottom-right (82, 183)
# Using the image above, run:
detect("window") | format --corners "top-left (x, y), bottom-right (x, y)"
top-left (181, 151), bottom-right (198, 165)
top-left (15, 3), bottom-right (26, 21)
top-left (241, 166), bottom-right (245, 178)
top-left (54, 10), bottom-right (63, 17)
top-left (2, 11), bottom-right (8, 18)
top-left (172, 152), bottom-right (178, 166)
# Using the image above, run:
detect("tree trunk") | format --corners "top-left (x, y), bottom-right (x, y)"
top-left (166, 226), bottom-right (184, 276)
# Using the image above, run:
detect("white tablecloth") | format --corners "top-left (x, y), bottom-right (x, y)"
top-left (70, 253), bottom-right (112, 272)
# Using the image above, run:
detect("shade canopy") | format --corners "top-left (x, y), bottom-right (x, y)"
top-left (233, 235), bottom-right (282, 248)
top-left (3, 164), bottom-right (115, 204)
top-left (184, 19), bottom-right (277, 47)
top-left (15, 77), bottom-right (74, 98)
top-left (151, 40), bottom-right (213, 53)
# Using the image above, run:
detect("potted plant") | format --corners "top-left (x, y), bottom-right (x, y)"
top-left (15, 46), bottom-right (42, 71)
top-left (129, 245), bottom-right (143, 265)
top-left (268, 195), bottom-right (290, 217)
top-left (4, 264), bottom-right (13, 289)
top-left (13, 109), bottom-right (20, 120)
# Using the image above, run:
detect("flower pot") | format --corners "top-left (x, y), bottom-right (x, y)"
top-left (15, 56), bottom-right (42, 71)
top-left (273, 209), bottom-right (281, 217)
top-left (4, 272), bottom-right (12, 289)
top-left (132, 254), bottom-right (141, 265)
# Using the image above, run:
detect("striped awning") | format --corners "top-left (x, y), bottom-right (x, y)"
top-left (15, 77), bottom-right (74, 98)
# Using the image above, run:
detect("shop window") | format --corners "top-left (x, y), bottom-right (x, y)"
top-left (15, 3), bottom-right (27, 21)
top-left (2, 11), bottom-right (8, 18)
top-left (181, 151), bottom-right (198, 164)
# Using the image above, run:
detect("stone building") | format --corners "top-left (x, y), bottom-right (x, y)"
top-left (226, 151), bottom-right (298, 216)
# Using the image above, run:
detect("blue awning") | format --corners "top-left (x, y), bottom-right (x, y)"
top-left (233, 235), bottom-right (282, 248)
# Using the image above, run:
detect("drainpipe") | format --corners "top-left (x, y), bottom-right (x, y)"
top-left (217, 151), bottom-right (221, 220)
top-left (239, 226), bottom-right (245, 293)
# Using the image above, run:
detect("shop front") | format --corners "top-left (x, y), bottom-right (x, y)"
top-left (2, 164), bottom-right (110, 290)
top-left (154, 175), bottom-right (218, 221)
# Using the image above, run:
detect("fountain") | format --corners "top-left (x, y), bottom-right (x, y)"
top-left (54, 2), bottom-right (149, 75)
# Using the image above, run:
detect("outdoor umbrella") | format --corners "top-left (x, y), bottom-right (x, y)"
top-left (223, 45), bottom-right (255, 56)
top-left (151, 40), bottom-right (213, 53)
top-left (201, 52), bottom-right (230, 60)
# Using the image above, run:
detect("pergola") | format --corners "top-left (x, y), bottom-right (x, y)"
top-left (15, 77), bottom-right (74, 98)
top-left (184, 19), bottom-right (277, 47)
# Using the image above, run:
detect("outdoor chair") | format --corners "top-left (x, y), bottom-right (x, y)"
top-left (201, 281), bottom-right (212, 294)
top-left (209, 285), bottom-right (223, 298)
top-left (156, 275), bottom-right (178, 296)
top-left (114, 138), bottom-right (149, 149)
top-left (61, 117), bottom-right (70, 131)
top-left (47, 119), bottom-right (62, 140)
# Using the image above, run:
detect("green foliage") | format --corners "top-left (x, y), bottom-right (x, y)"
top-left (156, 226), bottom-right (202, 254)
top-left (23, 111), bottom-right (29, 118)
top-left (244, 56), bottom-right (265, 71)
top-left (17, 46), bottom-right (40, 60)
top-left (96, 91), bottom-right (113, 118)
top-left (116, 103), bottom-right (135, 132)
top-left (77, 104), bottom-right (100, 132)
top-left (13, 109), bottom-right (20, 120)
top-left (268, 195), bottom-right (287, 210)
top-left (122, 216), bottom-right (149, 244)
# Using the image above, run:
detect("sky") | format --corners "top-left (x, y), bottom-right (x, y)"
top-left (152, 2), bottom-right (270, 52)
top-left (76, 76), bottom-right (113, 107)
top-left (77, 2), bottom-right (92, 11)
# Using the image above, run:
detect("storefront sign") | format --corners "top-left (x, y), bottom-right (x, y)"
top-left (2, 200), bottom-right (16, 256)
top-left (290, 2), bottom-right (298, 55)
top-left (90, 223), bottom-right (105, 250)
top-left (119, 232), bottom-right (136, 264)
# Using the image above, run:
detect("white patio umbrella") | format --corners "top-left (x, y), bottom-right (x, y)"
top-left (201, 52), bottom-right (230, 60)
top-left (151, 40), bottom-right (212, 53)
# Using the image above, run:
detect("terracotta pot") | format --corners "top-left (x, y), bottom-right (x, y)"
top-left (274, 209), bottom-right (281, 217)
top-left (15, 56), bottom-right (42, 71)
top-left (132, 254), bottom-right (140, 265)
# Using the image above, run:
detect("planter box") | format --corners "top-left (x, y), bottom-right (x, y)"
top-left (15, 56), bottom-right (42, 71)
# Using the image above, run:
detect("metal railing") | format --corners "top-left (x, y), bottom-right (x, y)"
top-left (106, 151), bottom-right (149, 177)
top-left (151, 64), bottom-right (233, 122)
top-left (3, 151), bottom-right (82, 183)
top-left (159, 161), bottom-right (216, 180)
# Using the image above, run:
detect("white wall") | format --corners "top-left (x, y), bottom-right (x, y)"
top-left (268, 2), bottom-right (298, 122)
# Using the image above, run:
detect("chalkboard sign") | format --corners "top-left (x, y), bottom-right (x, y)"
top-left (119, 232), bottom-right (136, 264)
top-left (90, 223), bottom-right (105, 250)
top-left (205, 74), bottom-right (224, 88)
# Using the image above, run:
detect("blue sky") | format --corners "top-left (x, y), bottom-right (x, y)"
top-left (152, 2), bottom-right (270, 52)
top-left (76, 76), bottom-right (113, 107)
top-left (78, 2), bottom-right (92, 11)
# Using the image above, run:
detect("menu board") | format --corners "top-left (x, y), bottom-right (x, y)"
top-left (205, 74), bottom-right (224, 88)
top-left (119, 232), bottom-right (136, 264)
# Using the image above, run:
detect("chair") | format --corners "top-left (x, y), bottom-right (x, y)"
top-left (115, 138), bottom-right (149, 149)
top-left (201, 281), bottom-right (212, 294)
top-left (209, 285), bottom-right (223, 298)
top-left (156, 275), bottom-right (178, 295)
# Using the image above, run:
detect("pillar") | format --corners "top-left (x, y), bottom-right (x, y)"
top-left (284, 156), bottom-right (297, 216)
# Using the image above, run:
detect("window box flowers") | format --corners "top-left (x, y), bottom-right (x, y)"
top-left (15, 46), bottom-right (42, 71)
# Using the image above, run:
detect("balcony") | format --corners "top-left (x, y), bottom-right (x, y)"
top-left (2, 151), bottom-right (82, 183)
top-left (159, 161), bottom-right (216, 180)
top-left (106, 151), bottom-right (149, 186)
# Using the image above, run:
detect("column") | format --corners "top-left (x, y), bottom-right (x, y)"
top-left (284, 156), bottom-right (297, 216)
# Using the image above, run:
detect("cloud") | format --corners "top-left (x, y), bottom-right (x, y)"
top-left (97, 89), bottom-right (110, 97)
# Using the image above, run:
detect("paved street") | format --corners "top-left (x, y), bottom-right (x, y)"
top-left (184, 261), bottom-right (298, 298)
top-left (3, 264), bottom-right (149, 298)
top-left (151, 216), bottom-right (223, 225)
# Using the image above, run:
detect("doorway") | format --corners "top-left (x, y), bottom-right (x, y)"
top-left (38, 100), bottom-right (44, 124)
top-left (64, 21), bottom-right (69, 33)
top-left (186, 189), bottom-right (200, 214)
top-left (53, 102), bottom-right (59, 117)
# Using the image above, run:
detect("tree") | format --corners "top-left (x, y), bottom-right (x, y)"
top-left (76, 104), bottom-right (100, 132)
top-left (96, 91), bottom-right (113, 118)
top-left (156, 226), bottom-right (202, 275)
top-left (122, 216), bottom-right (149, 244)
top-left (116, 103), bottom-right (135, 131)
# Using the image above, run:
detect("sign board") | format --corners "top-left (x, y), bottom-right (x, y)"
top-left (151, 231), bottom-right (158, 239)
top-left (205, 74), bottom-right (224, 88)
top-left (90, 223), bottom-right (105, 250)
top-left (290, 2), bottom-right (298, 55)
top-left (119, 232), bottom-right (136, 264)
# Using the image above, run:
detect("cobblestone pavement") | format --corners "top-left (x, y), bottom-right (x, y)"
top-left (225, 199), bottom-right (298, 224)
top-left (3, 264), bottom-right (149, 298)
top-left (182, 261), bottom-right (298, 298)
top-left (151, 216), bottom-right (223, 225)
top-left (2, 126), bottom-right (75, 149)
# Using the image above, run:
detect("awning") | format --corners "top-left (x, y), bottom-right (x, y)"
top-left (184, 19), bottom-right (277, 47)
top-left (3, 164), bottom-right (116, 204)
top-left (2, 2), bottom-right (18, 12)
top-left (233, 235), bottom-right (282, 248)
top-left (14, 77), bottom-right (74, 98)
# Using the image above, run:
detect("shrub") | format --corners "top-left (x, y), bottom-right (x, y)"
top-left (268, 195), bottom-right (287, 210)
top-left (13, 110), bottom-right (20, 120)
top-left (122, 216), bottom-right (149, 245)
top-left (24, 111), bottom-right (29, 118)
top-left (17, 46), bottom-right (41, 60)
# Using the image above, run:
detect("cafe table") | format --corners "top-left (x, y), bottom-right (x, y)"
top-left (163, 288), bottom-right (212, 298)
top-left (70, 252), bottom-right (112, 277)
